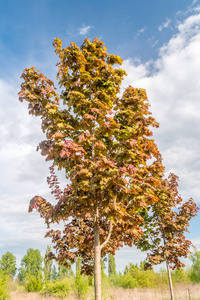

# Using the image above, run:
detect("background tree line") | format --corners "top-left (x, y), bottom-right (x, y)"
top-left (1, 247), bottom-right (200, 299)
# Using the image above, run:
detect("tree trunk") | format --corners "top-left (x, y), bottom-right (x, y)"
top-left (166, 261), bottom-right (174, 300)
top-left (94, 222), bottom-right (101, 300)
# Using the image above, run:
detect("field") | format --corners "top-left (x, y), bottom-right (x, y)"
top-left (10, 283), bottom-right (200, 300)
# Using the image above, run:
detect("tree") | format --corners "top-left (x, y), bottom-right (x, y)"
top-left (0, 251), bottom-right (17, 278)
top-left (108, 253), bottom-right (116, 277)
top-left (19, 37), bottom-right (164, 300)
top-left (44, 246), bottom-right (53, 281)
top-left (76, 256), bottom-right (82, 277)
top-left (189, 248), bottom-right (200, 282)
top-left (124, 262), bottom-right (139, 276)
top-left (51, 265), bottom-right (58, 281)
top-left (136, 173), bottom-right (198, 300)
top-left (18, 248), bottom-right (43, 283)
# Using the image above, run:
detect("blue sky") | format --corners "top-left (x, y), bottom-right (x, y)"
top-left (0, 0), bottom-right (196, 76)
top-left (1, 0), bottom-right (200, 273)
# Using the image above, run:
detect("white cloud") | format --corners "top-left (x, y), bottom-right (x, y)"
top-left (148, 36), bottom-right (159, 48)
top-left (122, 58), bottom-right (150, 82)
top-left (158, 18), bottom-right (172, 31)
top-left (194, 5), bottom-right (200, 12)
top-left (0, 79), bottom-right (54, 259)
top-left (191, 237), bottom-right (200, 248)
top-left (79, 25), bottom-right (91, 35)
top-left (192, 0), bottom-right (198, 5)
top-left (123, 11), bottom-right (200, 203)
top-left (177, 12), bottom-right (200, 37)
top-left (135, 26), bottom-right (147, 38)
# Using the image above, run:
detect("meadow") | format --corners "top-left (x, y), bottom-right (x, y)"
top-left (9, 283), bottom-right (200, 300)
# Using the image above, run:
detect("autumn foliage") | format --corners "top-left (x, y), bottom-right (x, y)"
top-left (137, 173), bottom-right (198, 270)
top-left (18, 37), bottom-right (197, 299)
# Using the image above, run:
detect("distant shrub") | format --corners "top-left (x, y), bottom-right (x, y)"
top-left (0, 270), bottom-right (10, 300)
top-left (111, 262), bottom-right (160, 289)
top-left (172, 268), bottom-right (190, 283)
top-left (157, 268), bottom-right (169, 285)
top-left (42, 277), bottom-right (73, 299)
top-left (134, 269), bottom-right (159, 288)
top-left (74, 274), bottom-right (90, 300)
top-left (23, 273), bottom-right (43, 292)
top-left (111, 273), bottom-right (138, 289)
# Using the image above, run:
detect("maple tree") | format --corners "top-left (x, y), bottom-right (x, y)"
top-left (136, 173), bottom-right (198, 300)
top-left (19, 37), bottom-right (164, 300)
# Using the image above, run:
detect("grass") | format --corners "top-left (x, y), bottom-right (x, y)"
top-left (10, 291), bottom-right (75, 300)
top-left (108, 283), bottom-right (200, 300)
top-left (10, 283), bottom-right (200, 300)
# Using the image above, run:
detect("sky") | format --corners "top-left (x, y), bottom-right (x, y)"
top-left (0, 0), bottom-right (200, 273)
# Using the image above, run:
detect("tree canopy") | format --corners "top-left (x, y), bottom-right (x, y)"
top-left (19, 36), bottom-right (163, 266)
top-left (18, 248), bottom-right (43, 283)
top-left (19, 37), bottom-right (187, 299)
top-left (0, 251), bottom-right (17, 277)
